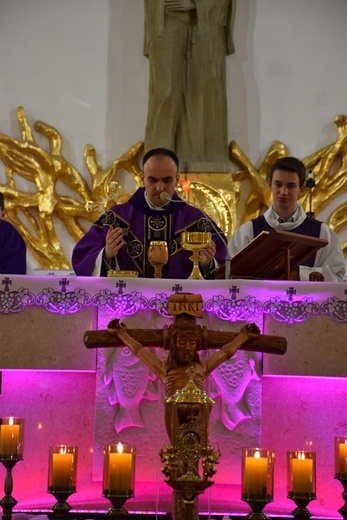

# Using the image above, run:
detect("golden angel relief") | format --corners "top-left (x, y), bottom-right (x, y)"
top-left (0, 106), bottom-right (346, 269)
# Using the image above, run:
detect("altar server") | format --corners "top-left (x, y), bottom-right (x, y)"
top-left (229, 157), bottom-right (346, 281)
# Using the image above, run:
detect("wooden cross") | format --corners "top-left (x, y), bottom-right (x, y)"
top-left (83, 292), bottom-right (287, 356)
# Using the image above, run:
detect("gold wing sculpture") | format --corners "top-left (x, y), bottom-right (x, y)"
top-left (0, 107), bottom-right (346, 268)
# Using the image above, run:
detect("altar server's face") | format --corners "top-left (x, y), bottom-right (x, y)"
top-left (142, 154), bottom-right (179, 207)
top-left (269, 169), bottom-right (305, 218)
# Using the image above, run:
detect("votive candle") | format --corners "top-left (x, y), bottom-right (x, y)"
top-left (0, 417), bottom-right (24, 460)
top-left (242, 448), bottom-right (274, 498)
top-left (288, 451), bottom-right (316, 495)
top-left (48, 445), bottom-right (77, 493)
top-left (335, 436), bottom-right (347, 478)
top-left (103, 442), bottom-right (135, 496)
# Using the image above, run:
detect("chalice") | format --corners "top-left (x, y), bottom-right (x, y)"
top-left (148, 241), bottom-right (169, 278)
top-left (181, 232), bottom-right (212, 280)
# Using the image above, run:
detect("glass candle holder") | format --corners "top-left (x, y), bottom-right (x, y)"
top-left (0, 417), bottom-right (24, 461)
top-left (242, 448), bottom-right (274, 499)
top-left (287, 451), bottom-right (316, 498)
top-left (335, 436), bottom-right (347, 479)
top-left (103, 443), bottom-right (135, 497)
top-left (48, 445), bottom-right (78, 493)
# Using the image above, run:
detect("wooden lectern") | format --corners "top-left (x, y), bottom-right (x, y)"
top-left (213, 229), bottom-right (328, 281)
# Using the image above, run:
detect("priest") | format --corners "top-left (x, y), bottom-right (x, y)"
top-left (0, 192), bottom-right (26, 275)
top-left (72, 148), bottom-right (227, 278)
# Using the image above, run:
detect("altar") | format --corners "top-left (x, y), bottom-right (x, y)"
top-left (1, 275), bottom-right (347, 518)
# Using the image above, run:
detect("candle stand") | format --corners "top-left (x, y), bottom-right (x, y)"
top-left (48, 490), bottom-right (73, 520)
top-left (47, 445), bottom-right (78, 520)
top-left (241, 448), bottom-right (275, 520)
top-left (241, 495), bottom-right (273, 520)
top-left (102, 492), bottom-right (134, 518)
top-left (288, 492), bottom-right (316, 520)
top-left (0, 417), bottom-right (25, 520)
top-left (335, 477), bottom-right (347, 520)
top-left (102, 443), bottom-right (136, 518)
top-left (0, 459), bottom-right (19, 520)
top-left (287, 450), bottom-right (316, 520)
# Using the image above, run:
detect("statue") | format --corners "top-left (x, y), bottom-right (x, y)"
top-left (143, 0), bottom-right (236, 172)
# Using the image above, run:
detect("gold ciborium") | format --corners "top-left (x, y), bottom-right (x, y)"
top-left (181, 232), bottom-right (212, 280)
top-left (148, 241), bottom-right (169, 278)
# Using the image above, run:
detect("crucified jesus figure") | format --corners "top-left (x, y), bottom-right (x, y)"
top-left (107, 311), bottom-right (260, 437)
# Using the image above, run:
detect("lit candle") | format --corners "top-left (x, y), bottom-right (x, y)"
top-left (104, 442), bottom-right (134, 494)
top-left (51, 447), bottom-right (75, 490)
top-left (0, 417), bottom-right (21, 458)
top-left (244, 450), bottom-right (268, 496)
top-left (291, 452), bottom-right (313, 493)
top-left (337, 440), bottom-right (347, 477)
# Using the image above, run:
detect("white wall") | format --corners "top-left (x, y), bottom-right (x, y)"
top-left (1, 0), bottom-right (347, 267)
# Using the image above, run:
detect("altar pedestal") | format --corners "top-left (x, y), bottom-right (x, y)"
top-left (0, 275), bottom-right (346, 518)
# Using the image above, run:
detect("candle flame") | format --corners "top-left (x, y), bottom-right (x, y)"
top-left (181, 179), bottom-right (191, 194)
top-left (117, 442), bottom-right (123, 454)
top-left (9, 417), bottom-right (14, 426)
top-left (298, 451), bottom-right (306, 460)
top-left (59, 446), bottom-right (67, 455)
top-left (254, 450), bottom-right (261, 459)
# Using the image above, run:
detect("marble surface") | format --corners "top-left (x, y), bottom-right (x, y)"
top-left (263, 314), bottom-right (347, 376)
top-left (0, 306), bottom-right (96, 370)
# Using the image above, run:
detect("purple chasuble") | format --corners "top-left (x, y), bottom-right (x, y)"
top-left (252, 215), bottom-right (322, 267)
top-left (72, 188), bottom-right (227, 278)
top-left (0, 220), bottom-right (27, 274)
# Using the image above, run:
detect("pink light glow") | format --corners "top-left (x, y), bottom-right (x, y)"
top-left (0, 369), bottom-right (345, 518)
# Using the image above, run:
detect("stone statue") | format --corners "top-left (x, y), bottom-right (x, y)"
top-left (144, 0), bottom-right (236, 172)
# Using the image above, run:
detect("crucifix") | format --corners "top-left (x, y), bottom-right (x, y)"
top-left (84, 293), bottom-right (287, 520)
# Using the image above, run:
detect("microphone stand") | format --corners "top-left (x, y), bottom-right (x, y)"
top-left (305, 171), bottom-right (316, 218)
top-left (160, 191), bottom-right (231, 279)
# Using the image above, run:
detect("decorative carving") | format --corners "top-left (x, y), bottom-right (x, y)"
top-left (0, 108), bottom-right (346, 268)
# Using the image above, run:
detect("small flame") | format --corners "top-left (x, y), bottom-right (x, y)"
top-left (117, 442), bottom-right (123, 454)
top-left (254, 449), bottom-right (261, 459)
top-left (9, 417), bottom-right (14, 426)
top-left (181, 179), bottom-right (191, 194)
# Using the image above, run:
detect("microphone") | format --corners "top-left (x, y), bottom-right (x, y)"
top-left (159, 191), bottom-right (231, 279)
top-left (160, 191), bottom-right (177, 203)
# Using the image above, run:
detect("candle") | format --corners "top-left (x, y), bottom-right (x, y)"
top-left (52, 451), bottom-right (74, 489)
top-left (244, 450), bottom-right (268, 496)
top-left (291, 454), bottom-right (313, 493)
top-left (103, 442), bottom-right (135, 494)
top-left (108, 452), bottom-right (132, 492)
top-left (0, 417), bottom-right (22, 458)
top-left (337, 440), bottom-right (347, 477)
top-left (48, 445), bottom-right (77, 492)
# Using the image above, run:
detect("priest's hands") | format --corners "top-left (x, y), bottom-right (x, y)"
top-left (104, 226), bottom-right (126, 262)
top-left (199, 240), bottom-right (216, 269)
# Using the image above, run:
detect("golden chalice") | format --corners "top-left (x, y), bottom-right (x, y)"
top-left (181, 231), bottom-right (212, 280)
top-left (148, 241), bottom-right (169, 278)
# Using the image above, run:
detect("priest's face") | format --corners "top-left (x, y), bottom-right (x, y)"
top-left (142, 154), bottom-right (180, 207)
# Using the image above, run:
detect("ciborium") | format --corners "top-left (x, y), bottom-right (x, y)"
top-left (181, 232), bottom-right (211, 280)
top-left (148, 241), bottom-right (169, 278)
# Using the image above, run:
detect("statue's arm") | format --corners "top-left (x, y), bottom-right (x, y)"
top-left (204, 323), bottom-right (260, 376)
top-left (108, 319), bottom-right (166, 383)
